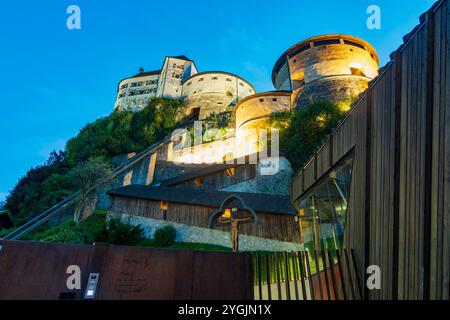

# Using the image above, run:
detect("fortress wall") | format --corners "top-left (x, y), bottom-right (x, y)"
top-left (296, 76), bottom-right (370, 107)
top-left (157, 57), bottom-right (198, 99)
top-left (273, 35), bottom-right (379, 107)
top-left (172, 136), bottom-right (239, 164)
top-left (235, 92), bottom-right (292, 130)
top-left (287, 41), bottom-right (378, 87)
top-left (182, 72), bottom-right (255, 119)
top-left (219, 157), bottom-right (293, 196)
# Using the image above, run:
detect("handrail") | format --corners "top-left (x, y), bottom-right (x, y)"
top-left (3, 133), bottom-right (176, 240)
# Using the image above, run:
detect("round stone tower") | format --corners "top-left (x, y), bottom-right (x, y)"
top-left (182, 71), bottom-right (255, 120)
top-left (272, 34), bottom-right (379, 107)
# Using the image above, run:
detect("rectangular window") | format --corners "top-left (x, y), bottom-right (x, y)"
top-left (314, 39), bottom-right (341, 47)
top-left (344, 40), bottom-right (365, 50)
top-left (293, 150), bottom-right (354, 257)
top-left (290, 44), bottom-right (311, 56)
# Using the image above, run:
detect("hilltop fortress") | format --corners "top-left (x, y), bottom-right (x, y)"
top-left (114, 34), bottom-right (378, 130)
top-left (98, 34), bottom-right (379, 251)
top-left (113, 34), bottom-right (379, 165)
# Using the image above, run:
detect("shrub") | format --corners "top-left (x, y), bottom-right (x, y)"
top-left (41, 222), bottom-right (92, 244)
top-left (269, 100), bottom-right (351, 172)
top-left (96, 218), bottom-right (144, 245)
top-left (153, 225), bottom-right (177, 247)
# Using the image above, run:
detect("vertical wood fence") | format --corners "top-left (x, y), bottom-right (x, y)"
top-left (252, 249), bottom-right (362, 300)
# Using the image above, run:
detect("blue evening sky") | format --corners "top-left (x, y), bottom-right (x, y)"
top-left (0, 0), bottom-right (436, 201)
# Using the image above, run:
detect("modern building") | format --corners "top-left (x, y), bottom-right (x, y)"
top-left (291, 1), bottom-right (449, 300)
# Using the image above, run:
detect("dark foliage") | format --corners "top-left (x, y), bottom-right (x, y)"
top-left (153, 225), bottom-right (177, 247)
top-left (96, 218), bottom-right (144, 245)
top-left (4, 151), bottom-right (74, 225)
top-left (269, 100), bottom-right (349, 172)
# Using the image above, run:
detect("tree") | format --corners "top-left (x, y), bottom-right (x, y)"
top-left (66, 98), bottom-right (186, 166)
top-left (4, 150), bottom-right (70, 225)
top-left (68, 157), bottom-right (113, 223)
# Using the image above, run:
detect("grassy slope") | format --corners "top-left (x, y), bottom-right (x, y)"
top-left (2, 210), bottom-right (231, 252)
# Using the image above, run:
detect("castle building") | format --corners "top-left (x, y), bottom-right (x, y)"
top-left (114, 55), bottom-right (198, 111)
top-left (272, 34), bottom-right (379, 107)
top-left (182, 71), bottom-right (255, 120)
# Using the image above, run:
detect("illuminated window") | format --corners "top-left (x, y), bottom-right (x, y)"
top-left (226, 168), bottom-right (235, 176)
top-left (218, 208), bottom-right (232, 223)
top-left (160, 201), bottom-right (169, 210)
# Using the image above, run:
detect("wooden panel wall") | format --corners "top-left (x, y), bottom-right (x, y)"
top-left (368, 60), bottom-right (397, 300)
top-left (430, 1), bottom-right (450, 300)
top-left (110, 196), bottom-right (301, 243)
top-left (292, 0), bottom-right (450, 300)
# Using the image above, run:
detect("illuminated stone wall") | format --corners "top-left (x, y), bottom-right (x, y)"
top-left (114, 56), bottom-right (198, 112)
top-left (272, 34), bottom-right (379, 107)
top-left (235, 92), bottom-right (292, 130)
top-left (182, 72), bottom-right (255, 120)
top-left (114, 73), bottom-right (160, 111)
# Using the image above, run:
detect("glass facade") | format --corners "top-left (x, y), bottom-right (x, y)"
top-left (294, 151), bottom-right (354, 254)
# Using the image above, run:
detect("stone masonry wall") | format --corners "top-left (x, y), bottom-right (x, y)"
top-left (109, 211), bottom-right (304, 252)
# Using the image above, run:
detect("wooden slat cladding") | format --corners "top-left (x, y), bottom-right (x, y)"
top-left (398, 22), bottom-right (428, 301)
top-left (292, 0), bottom-right (450, 300)
top-left (110, 196), bottom-right (301, 243)
top-left (369, 60), bottom-right (396, 300)
top-left (430, 1), bottom-right (450, 300)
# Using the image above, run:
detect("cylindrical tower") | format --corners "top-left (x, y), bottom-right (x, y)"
top-left (272, 34), bottom-right (379, 107)
top-left (234, 91), bottom-right (292, 157)
top-left (235, 91), bottom-right (292, 131)
top-left (182, 71), bottom-right (255, 120)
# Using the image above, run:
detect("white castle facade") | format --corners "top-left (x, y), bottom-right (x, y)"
top-left (114, 55), bottom-right (255, 120)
